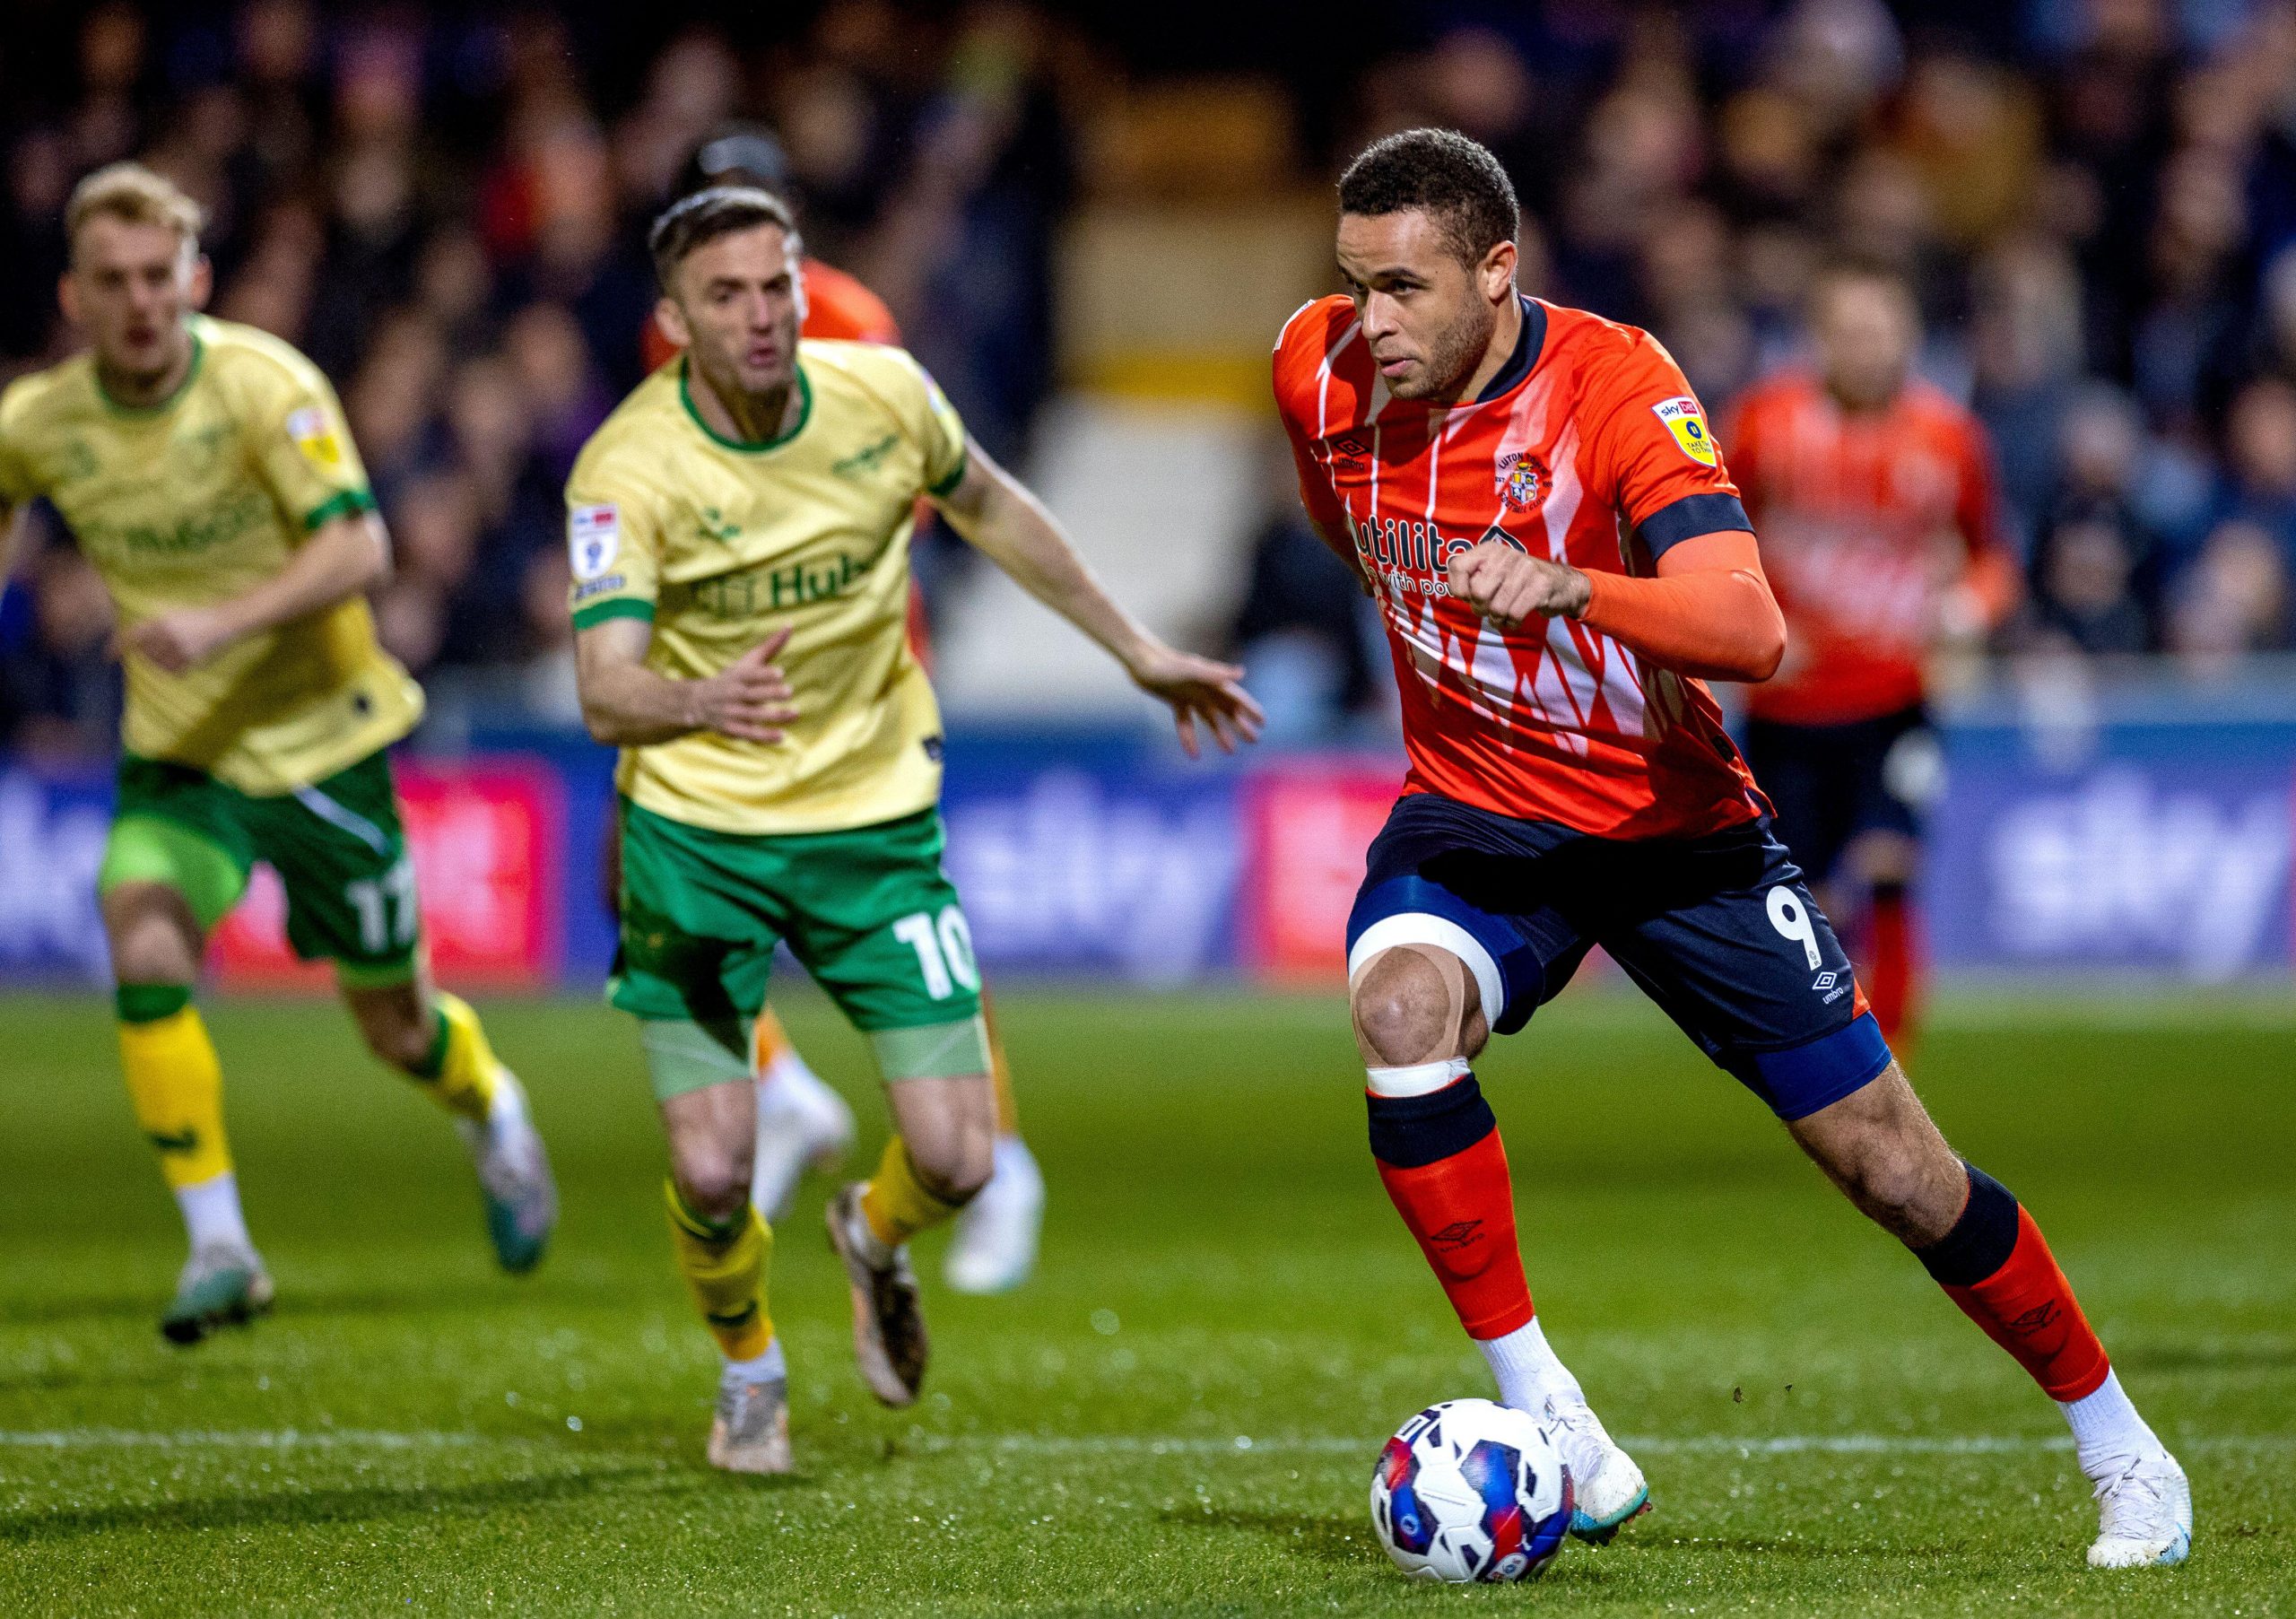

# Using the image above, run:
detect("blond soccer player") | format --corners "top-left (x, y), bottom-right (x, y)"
top-left (569, 186), bottom-right (1261, 1473)
top-left (0, 165), bottom-right (557, 1343)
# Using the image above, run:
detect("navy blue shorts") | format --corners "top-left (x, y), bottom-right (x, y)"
top-left (1344, 793), bottom-right (1892, 1120)
top-left (1741, 706), bottom-right (1934, 887)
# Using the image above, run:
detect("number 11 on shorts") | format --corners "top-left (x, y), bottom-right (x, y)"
top-left (893, 907), bottom-right (980, 1000)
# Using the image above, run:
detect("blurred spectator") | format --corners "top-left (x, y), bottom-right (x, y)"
top-left (13, 0), bottom-right (2296, 766)
top-left (0, 544), bottom-right (121, 762)
top-left (2170, 518), bottom-right (2294, 667)
top-left (2207, 377), bottom-right (2296, 573)
top-left (2021, 501), bottom-right (2155, 657)
top-left (1225, 439), bottom-right (1387, 745)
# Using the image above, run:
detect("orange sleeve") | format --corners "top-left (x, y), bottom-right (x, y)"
top-left (1578, 530), bottom-right (1787, 683)
top-left (1272, 315), bottom-right (1358, 561)
top-left (1952, 420), bottom-right (2020, 629)
top-left (1581, 333), bottom-right (1752, 558)
top-left (799, 259), bottom-right (902, 344)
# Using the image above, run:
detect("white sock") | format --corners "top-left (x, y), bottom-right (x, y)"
top-left (722, 1337), bottom-right (787, 1385)
top-left (1478, 1317), bottom-right (1587, 1421)
top-left (2058, 1369), bottom-right (2160, 1479)
top-left (176, 1172), bottom-right (252, 1253)
top-left (981, 1135), bottom-right (1042, 1203)
top-left (759, 1047), bottom-right (813, 1092)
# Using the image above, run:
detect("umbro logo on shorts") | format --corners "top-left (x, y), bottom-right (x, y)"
top-left (1812, 971), bottom-right (1839, 992)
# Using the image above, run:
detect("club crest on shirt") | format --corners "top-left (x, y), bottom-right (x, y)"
top-left (285, 405), bottom-right (342, 467)
top-left (1495, 450), bottom-right (1546, 511)
top-left (569, 502), bottom-right (620, 580)
top-left (1651, 396), bottom-right (1718, 466)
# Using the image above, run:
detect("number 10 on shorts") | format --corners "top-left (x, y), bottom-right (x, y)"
top-left (893, 906), bottom-right (979, 1000)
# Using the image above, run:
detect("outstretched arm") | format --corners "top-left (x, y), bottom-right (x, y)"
top-left (931, 436), bottom-right (1265, 756)
top-left (1447, 529), bottom-right (1787, 683)
top-left (573, 617), bottom-right (797, 747)
top-left (120, 510), bottom-right (393, 675)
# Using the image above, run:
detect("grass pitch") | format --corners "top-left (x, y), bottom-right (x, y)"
top-left (0, 987), bottom-right (2289, 1616)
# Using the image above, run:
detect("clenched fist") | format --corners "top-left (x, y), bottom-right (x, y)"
top-left (1446, 540), bottom-right (1592, 630)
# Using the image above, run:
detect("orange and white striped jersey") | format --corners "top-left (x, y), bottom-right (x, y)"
top-left (1724, 370), bottom-right (2015, 725)
top-left (1274, 292), bottom-right (1770, 841)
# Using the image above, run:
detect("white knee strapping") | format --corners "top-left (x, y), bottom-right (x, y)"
top-left (1347, 913), bottom-right (1506, 1031)
top-left (1366, 1057), bottom-right (1472, 1098)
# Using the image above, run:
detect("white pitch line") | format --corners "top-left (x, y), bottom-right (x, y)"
top-left (0, 1427), bottom-right (490, 1451)
top-left (926, 1432), bottom-right (2290, 1459)
top-left (2, 1428), bottom-right (2284, 1458)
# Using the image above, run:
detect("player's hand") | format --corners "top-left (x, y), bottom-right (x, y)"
top-left (691, 626), bottom-right (799, 744)
top-left (1447, 541), bottom-right (1591, 630)
top-left (1125, 641), bottom-right (1265, 759)
top-left (118, 605), bottom-right (236, 674)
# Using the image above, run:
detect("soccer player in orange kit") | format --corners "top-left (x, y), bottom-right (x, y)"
top-left (1724, 258), bottom-right (2019, 1051)
top-left (632, 126), bottom-right (1044, 1293)
top-left (1273, 128), bottom-right (2187, 1570)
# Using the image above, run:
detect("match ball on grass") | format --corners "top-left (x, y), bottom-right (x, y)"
top-left (1370, 1398), bottom-right (1573, 1583)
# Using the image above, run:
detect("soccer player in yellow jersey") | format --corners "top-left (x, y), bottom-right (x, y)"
top-left (569, 186), bottom-right (1262, 1473)
top-left (0, 164), bottom-right (557, 1344)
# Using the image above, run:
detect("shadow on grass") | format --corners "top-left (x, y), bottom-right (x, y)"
top-left (1155, 1505), bottom-right (1377, 1567)
top-left (0, 1461), bottom-right (765, 1544)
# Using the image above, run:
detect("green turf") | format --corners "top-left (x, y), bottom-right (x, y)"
top-left (0, 988), bottom-right (2288, 1616)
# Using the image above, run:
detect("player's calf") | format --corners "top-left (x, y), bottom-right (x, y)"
top-left (1791, 1066), bottom-right (2189, 1568)
top-left (1350, 942), bottom-right (1646, 1542)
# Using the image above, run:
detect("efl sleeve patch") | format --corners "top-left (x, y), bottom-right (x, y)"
top-left (1651, 396), bottom-right (1718, 466)
top-left (568, 502), bottom-right (621, 580)
top-left (285, 404), bottom-right (344, 467)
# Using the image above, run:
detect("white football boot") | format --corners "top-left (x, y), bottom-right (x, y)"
top-left (453, 1069), bottom-right (557, 1274)
top-left (750, 1052), bottom-right (855, 1222)
top-left (708, 1367), bottom-right (794, 1475)
top-left (944, 1135), bottom-right (1045, 1294)
top-left (1544, 1398), bottom-right (1650, 1544)
top-left (160, 1243), bottom-right (274, 1345)
top-left (2086, 1449), bottom-right (2192, 1568)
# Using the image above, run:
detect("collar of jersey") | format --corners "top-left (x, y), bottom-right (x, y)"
top-left (1469, 294), bottom-right (1546, 405)
top-left (94, 326), bottom-right (205, 417)
top-left (680, 356), bottom-right (813, 452)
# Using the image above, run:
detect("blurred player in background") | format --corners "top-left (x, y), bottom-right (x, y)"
top-left (1275, 130), bottom-right (2188, 1570)
top-left (1726, 261), bottom-right (2020, 1052)
top-left (637, 126), bottom-right (1046, 1294)
top-left (569, 186), bottom-right (1257, 1472)
top-left (0, 166), bottom-right (556, 1344)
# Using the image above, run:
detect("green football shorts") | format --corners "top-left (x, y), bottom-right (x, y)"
top-left (98, 751), bottom-right (422, 986)
top-left (612, 799), bottom-right (984, 1044)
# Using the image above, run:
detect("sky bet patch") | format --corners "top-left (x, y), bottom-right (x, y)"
top-left (285, 405), bottom-right (342, 467)
top-left (1651, 395), bottom-right (1718, 466)
top-left (569, 502), bottom-right (621, 580)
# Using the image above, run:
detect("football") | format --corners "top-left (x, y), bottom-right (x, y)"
top-left (1370, 1398), bottom-right (1575, 1583)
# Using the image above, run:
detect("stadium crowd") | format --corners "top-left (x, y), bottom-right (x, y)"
top-left (6, 0), bottom-right (2296, 761)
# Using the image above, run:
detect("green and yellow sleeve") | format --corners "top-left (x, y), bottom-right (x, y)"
top-left (242, 359), bottom-right (375, 533)
top-left (565, 477), bottom-right (665, 631)
top-left (894, 352), bottom-right (969, 497)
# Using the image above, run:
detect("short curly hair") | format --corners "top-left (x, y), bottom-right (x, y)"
top-left (1337, 129), bottom-right (1520, 265)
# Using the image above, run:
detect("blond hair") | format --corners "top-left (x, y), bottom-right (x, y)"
top-left (65, 162), bottom-right (204, 255)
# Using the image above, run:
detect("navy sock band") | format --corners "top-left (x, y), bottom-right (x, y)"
top-left (1367, 1075), bottom-right (1497, 1169)
top-left (1914, 1162), bottom-right (2021, 1285)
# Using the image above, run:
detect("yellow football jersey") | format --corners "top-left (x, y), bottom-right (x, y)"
top-left (565, 341), bottom-right (969, 835)
top-left (0, 315), bottom-right (422, 795)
